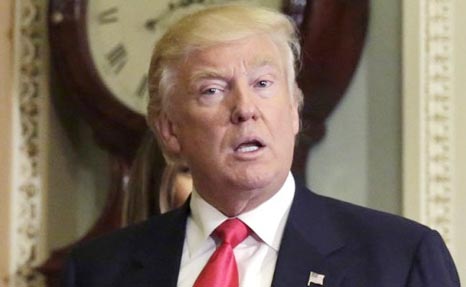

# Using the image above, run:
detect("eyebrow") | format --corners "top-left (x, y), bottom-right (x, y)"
top-left (189, 68), bottom-right (226, 84)
top-left (250, 57), bottom-right (280, 71)
top-left (188, 57), bottom-right (281, 85)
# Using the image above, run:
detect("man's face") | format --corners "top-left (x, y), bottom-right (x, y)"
top-left (157, 35), bottom-right (299, 211)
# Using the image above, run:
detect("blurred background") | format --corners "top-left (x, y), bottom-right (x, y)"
top-left (1, 0), bottom-right (465, 286)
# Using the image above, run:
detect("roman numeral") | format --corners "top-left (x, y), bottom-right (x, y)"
top-left (106, 43), bottom-right (127, 74)
top-left (98, 7), bottom-right (118, 24)
top-left (136, 74), bottom-right (148, 98)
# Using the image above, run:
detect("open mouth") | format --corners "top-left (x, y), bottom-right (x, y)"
top-left (235, 139), bottom-right (265, 153)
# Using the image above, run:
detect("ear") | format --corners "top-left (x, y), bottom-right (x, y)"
top-left (292, 106), bottom-right (300, 135)
top-left (291, 85), bottom-right (302, 135)
top-left (155, 114), bottom-right (181, 155)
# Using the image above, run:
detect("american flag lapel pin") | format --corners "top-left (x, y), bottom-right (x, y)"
top-left (308, 271), bottom-right (325, 286)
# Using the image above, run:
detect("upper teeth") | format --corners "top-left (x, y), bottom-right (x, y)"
top-left (237, 145), bottom-right (259, 153)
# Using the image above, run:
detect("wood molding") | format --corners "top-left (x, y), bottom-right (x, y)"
top-left (402, 0), bottom-right (455, 247)
top-left (8, 0), bottom-right (48, 286)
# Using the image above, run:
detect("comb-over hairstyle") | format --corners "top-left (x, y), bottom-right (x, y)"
top-left (147, 4), bottom-right (303, 163)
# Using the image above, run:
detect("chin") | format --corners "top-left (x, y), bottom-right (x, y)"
top-left (228, 166), bottom-right (287, 192)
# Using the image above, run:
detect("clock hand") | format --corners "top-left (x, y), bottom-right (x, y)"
top-left (144, 5), bottom-right (172, 32)
top-left (145, 19), bottom-right (158, 31)
top-left (144, 0), bottom-right (217, 32)
top-left (143, 0), bottom-right (186, 32)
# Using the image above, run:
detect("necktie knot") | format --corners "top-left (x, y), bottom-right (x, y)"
top-left (193, 218), bottom-right (249, 287)
top-left (214, 218), bottom-right (249, 249)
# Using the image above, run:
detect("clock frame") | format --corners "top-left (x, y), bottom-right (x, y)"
top-left (48, 0), bottom-right (148, 160)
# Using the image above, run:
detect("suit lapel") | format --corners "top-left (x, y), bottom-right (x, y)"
top-left (272, 185), bottom-right (350, 287)
top-left (116, 202), bottom-right (190, 287)
top-left (113, 185), bottom-right (357, 286)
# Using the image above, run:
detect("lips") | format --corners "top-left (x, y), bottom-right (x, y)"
top-left (234, 138), bottom-right (265, 153)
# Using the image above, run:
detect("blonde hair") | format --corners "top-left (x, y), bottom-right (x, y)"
top-left (147, 4), bottom-right (303, 163)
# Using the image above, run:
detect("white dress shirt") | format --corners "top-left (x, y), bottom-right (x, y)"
top-left (177, 172), bottom-right (296, 287)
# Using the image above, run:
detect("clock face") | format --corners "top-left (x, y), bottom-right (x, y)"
top-left (86, 0), bottom-right (283, 115)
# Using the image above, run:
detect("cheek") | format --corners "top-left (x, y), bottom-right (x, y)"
top-left (269, 99), bottom-right (297, 127)
top-left (270, 105), bottom-right (299, 147)
top-left (180, 105), bottom-right (228, 134)
top-left (175, 109), bottom-right (228, 154)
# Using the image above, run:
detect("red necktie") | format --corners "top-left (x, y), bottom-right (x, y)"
top-left (193, 218), bottom-right (250, 287)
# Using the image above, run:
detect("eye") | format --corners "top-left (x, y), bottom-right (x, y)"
top-left (197, 84), bottom-right (226, 105)
top-left (255, 80), bottom-right (272, 88)
top-left (202, 87), bottom-right (221, 95)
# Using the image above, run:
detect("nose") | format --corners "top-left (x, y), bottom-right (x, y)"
top-left (230, 85), bottom-right (259, 124)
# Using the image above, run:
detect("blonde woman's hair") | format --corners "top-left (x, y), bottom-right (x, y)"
top-left (147, 3), bottom-right (303, 163)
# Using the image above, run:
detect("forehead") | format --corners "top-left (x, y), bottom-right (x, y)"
top-left (181, 35), bottom-right (285, 78)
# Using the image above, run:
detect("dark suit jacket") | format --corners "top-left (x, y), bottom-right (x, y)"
top-left (63, 185), bottom-right (460, 286)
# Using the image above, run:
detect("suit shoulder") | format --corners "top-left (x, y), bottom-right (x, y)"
top-left (70, 207), bottom-right (186, 261)
top-left (309, 191), bottom-right (433, 243)
top-left (291, 188), bottom-right (460, 286)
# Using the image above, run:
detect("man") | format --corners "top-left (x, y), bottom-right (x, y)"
top-left (63, 4), bottom-right (460, 287)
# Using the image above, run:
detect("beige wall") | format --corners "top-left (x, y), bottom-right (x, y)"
top-left (308, 0), bottom-right (402, 213)
top-left (0, 0), bottom-right (13, 282)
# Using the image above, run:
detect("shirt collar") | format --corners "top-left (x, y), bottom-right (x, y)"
top-left (238, 173), bottom-right (295, 250)
top-left (188, 172), bottom-right (296, 254)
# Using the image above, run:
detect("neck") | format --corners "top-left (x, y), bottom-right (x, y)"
top-left (206, 190), bottom-right (276, 217)
top-left (193, 174), bottom-right (288, 217)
